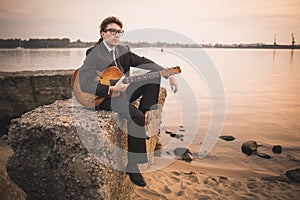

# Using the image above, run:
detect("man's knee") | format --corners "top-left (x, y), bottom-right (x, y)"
top-left (129, 106), bottom-right (145, 127)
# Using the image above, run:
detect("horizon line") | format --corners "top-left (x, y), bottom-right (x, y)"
top-left (0, 37), bottom-right (298, 46)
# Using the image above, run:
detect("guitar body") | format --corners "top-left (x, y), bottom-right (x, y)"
top-left (71, 66), bottom-right (123, 108)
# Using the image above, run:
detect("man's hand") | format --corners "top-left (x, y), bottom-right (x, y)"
top-left (109, 76), bottom-right (130, 93)
top-left (169, 75), bottom-right (178, 93)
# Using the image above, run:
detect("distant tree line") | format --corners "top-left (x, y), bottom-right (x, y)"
top-left (0, 38), bottom-right (72, 48)
top-left (0, 39), bottom-right (22, 48)
top-left (0, 38), bottom-right (93, 48)
top-left (24, 38), bottom-right (70, 48)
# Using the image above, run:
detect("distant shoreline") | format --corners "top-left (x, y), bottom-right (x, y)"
top-left (1, 38), bottom-right (299, 49)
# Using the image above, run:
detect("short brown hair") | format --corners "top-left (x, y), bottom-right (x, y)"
top-left (99, 16), bottom-right (123, 32)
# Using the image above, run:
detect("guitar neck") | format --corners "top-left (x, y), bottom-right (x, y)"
top-left (123, 71), bottom-right (161, 84)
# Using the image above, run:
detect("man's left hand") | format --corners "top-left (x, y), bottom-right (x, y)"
top-left (169, 75), bottom-right (178, 93)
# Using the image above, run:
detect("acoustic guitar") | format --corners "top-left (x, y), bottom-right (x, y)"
top-left (71, 66), bottom-right (181, 108)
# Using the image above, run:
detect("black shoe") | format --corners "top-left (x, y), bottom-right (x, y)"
top-left (126, 165), bottom-right (146, 187)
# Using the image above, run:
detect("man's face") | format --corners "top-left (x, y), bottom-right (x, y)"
top-left (101, 23), bottom-right (123, 47)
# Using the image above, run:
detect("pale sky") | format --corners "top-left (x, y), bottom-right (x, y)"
top-left (0, 0), bottom-right (299, 44)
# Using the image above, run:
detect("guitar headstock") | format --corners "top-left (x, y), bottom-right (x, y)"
top-left (161, 66), bottom-right (182, 78)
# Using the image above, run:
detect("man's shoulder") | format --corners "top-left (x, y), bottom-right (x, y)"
top-left (86, 46), bottom-right (96, 56)
top-left (86, 42), bottom-right (106, 56)
top-left (116, 44), bottom-right (130, 52)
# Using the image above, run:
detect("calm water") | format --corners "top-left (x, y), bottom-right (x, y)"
top-left (1, 48), bottom-right (299, 148)
top-left (0, 48), bottom-right (86, 72)
top-left (205, 49), bottom-right (300, 147)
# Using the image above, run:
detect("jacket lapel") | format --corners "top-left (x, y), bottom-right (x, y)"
top-left (98, 42), bottom-right (113, 62)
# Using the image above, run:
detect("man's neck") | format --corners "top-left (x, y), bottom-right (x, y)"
top-left (103, 40), bottom-right (115, 52)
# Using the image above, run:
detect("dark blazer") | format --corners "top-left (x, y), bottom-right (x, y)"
top-left (79, 41), bottom-right (164, 98)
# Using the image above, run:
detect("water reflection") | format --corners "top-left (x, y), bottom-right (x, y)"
top-left (0, 48), bottom-right (87, 72)
top-left (290, 49), bottom-right (294, 66)
top-left (272, 49), bottom-right (276, 65)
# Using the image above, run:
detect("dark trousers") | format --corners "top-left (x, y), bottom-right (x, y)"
top-left (96, 77), bottom-right (161, 165)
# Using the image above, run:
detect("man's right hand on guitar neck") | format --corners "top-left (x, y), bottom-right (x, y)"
top-left (108, 76), bottom-right (130, 95)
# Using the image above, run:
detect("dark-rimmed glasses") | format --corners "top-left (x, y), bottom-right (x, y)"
top-left (103, 28), bottom-right (124, 36)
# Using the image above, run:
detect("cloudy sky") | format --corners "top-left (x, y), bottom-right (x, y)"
top-left (0, 0), bottom-right (299, 44)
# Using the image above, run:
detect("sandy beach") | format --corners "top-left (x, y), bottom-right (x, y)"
top-left (130, 136), bottom-right (300, 200)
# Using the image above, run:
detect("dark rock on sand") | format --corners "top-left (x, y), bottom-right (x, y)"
top-left (286, 168), bottom-right (300, 183)
top-left (165, 131), bottom-right (184, 139)
top-left (219, 135), bottom-right (235, 141)
top-left (241, 141), bottom-right (258, 155)
top-left (241, 141), bottom-right (271, 159)
top-left (272, 145), bottom-right (282, 154)
top-left (174, 148), bottom-right (193, 162)
top-left (170, 133), bottom-right (177, 137)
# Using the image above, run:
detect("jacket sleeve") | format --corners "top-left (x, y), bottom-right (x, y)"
top-left (126, 46), bottom-right (164, 72)
top-left (79, 47), bottom-right (110, 97)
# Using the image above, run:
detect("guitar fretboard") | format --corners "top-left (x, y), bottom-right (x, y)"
top-left (123, 71), bottom-right (161, 84)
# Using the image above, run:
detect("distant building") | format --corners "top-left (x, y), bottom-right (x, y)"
top-left (273, 34), bottom-right (277, 46)
top-left (291, 33), bottom-right (295, 47)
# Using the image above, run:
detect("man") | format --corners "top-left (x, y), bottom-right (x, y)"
top-left (79, 16), bottom-right (178, 187)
